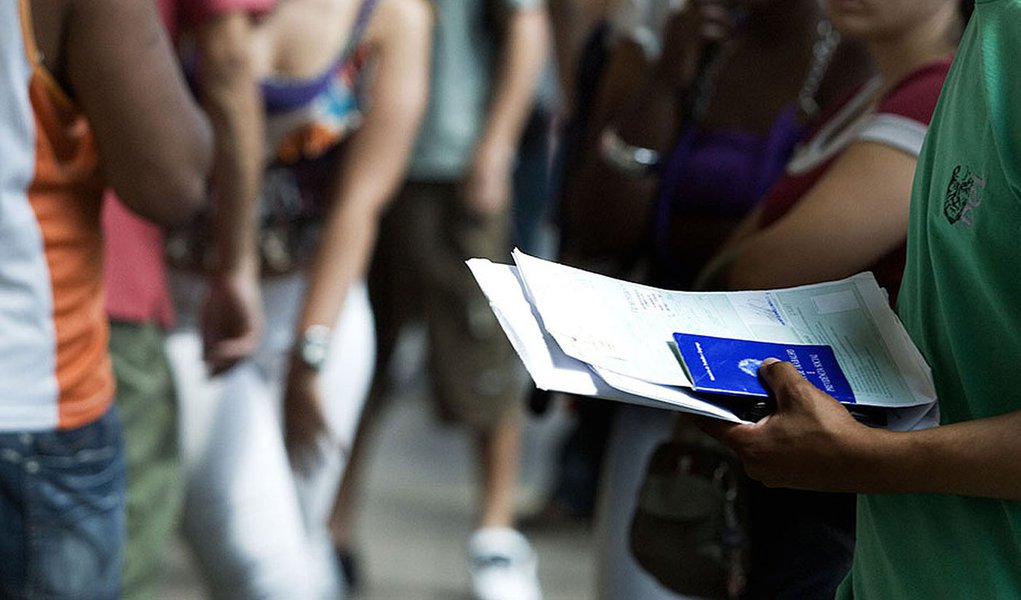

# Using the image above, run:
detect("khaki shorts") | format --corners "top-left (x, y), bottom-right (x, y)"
top-left (109, 321), bottom-right (182, 599)
top-left (369, 181), bottom-right (523, 430)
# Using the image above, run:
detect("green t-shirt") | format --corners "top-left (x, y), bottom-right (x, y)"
top-left (838, 1), bottom-right (1021, 597)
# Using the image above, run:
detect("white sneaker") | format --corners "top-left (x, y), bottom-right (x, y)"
top-left (468, 528), bottom-right (543, 600)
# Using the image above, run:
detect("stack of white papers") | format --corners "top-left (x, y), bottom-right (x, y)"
top-left (467, 250), bottom-right (939, 431)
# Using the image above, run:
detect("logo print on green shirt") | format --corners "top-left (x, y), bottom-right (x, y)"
top-left (943, 165), bottom-right (985, 226)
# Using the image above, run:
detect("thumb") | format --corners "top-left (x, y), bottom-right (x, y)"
top-left (758, 357), bottom-right (812, 412)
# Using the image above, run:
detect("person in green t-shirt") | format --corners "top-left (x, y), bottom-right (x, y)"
top-left (699, 0), bottom-right (1021, 597)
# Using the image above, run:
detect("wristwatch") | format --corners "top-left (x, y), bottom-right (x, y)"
top-left (296, 324), bottom-right (332, 371)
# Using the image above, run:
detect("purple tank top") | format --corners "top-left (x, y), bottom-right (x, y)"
top-left (260, 0), bottom-right (377, 113)
top-left (652, 103), bottom-right (806, 286)
top-left (181, 0), bottom-right (376, 114)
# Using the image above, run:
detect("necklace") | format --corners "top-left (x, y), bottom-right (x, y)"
top-left (798, 19), bottom-right (841, 119)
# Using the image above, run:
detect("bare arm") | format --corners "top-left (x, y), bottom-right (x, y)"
top-left (698, 142), bottom-right (915, 291)
top-left (558, 37), bottom-right (661, 264)
top-left (699, 360), bottom-right (1021, 500)
top-left (463, 5), bottom-right (550, 217)
top-left (295, 0), bottom-right (431, 333)
top-left (693, 202), bottom-right (764, 288)
top-left (195, 11), bottom-right (263, 276)
top-left (65, 0), bottom-right (212, 225)
top-left (194, 11), bottom-right (265, 373)
top-left (284, 0), bottom-right (431, 462)
top-left (560, 3), bottom-right (729, 264)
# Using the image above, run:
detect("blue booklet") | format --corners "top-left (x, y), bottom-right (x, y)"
top-left (673, 333), bottom-right (856, 404)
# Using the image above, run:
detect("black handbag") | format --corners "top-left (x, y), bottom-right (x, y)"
top-left (629, 431), bottom-right (749, 599)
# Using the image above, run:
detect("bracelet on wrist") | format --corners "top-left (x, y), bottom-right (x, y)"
top-left (599, 127), bottom-right (662, 176)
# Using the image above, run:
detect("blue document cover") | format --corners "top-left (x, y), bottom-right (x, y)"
top-left (673, 333), bottom-right (856, 403)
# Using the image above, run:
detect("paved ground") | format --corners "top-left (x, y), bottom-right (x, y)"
top-left (161, 330), bottom-right (595, 599)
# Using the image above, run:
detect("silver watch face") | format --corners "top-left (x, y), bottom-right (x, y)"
top-left (300, 340), bottom-right (328, 369)
top-left (299, 325), bottom-right (331, 369)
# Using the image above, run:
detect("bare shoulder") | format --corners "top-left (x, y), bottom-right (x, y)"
top-left (363, 0), bottom-right (433, 49)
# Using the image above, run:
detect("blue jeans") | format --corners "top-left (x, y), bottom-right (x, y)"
top-left (0, 409), bottom-right (126, 599)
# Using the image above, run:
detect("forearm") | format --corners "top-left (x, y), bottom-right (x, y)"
top-left (558, 38), bottom-right (664, 261)
top-left (714, 361), bottom-right (1021, 502)
top-left (296, 200), bottom-right (380, 334)
top-left (849, 412), bottom-right (1021, 500)
top-left (693, 206), bottom-right (764, 291)
top-left (700, 228), bottom-right (817, 292)
top-left (196, 12), bottom-right (263, 274)
top-left (294, 0), bottom-right (430, 334)
top-left (477, 8), bottom-right (549, 154)
top-left (296, 111), bottom-right (422, 332)
top-left (560, 11), bottom-right (705, 259)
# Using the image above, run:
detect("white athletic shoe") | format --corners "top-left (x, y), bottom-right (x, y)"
top-left (468, 528), bottom-right (543, 600)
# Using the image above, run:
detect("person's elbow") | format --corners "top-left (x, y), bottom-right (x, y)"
top-left (162, 128), bottom-right (214, 224)
top-left (112, 113), bottom-right (214, 226)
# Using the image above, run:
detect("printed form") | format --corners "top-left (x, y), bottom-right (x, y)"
top-left (468, 251), bottom-right (938, 428)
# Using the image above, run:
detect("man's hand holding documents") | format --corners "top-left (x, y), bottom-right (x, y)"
top-left (467, 250), bottom-right (939, 431)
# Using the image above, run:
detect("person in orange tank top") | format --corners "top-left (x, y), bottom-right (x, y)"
top-left (0, 1), bottom-right (211, 597)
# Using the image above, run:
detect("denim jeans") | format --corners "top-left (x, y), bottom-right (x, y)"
top-left (0, 409), bottom-right (126, 600)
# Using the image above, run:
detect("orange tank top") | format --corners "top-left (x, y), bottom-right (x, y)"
top-left (0, 0), bottom-right (114, 431)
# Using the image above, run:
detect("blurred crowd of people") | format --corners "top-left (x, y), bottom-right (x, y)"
top-left (2, 0), bottom-right (1020, 599)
